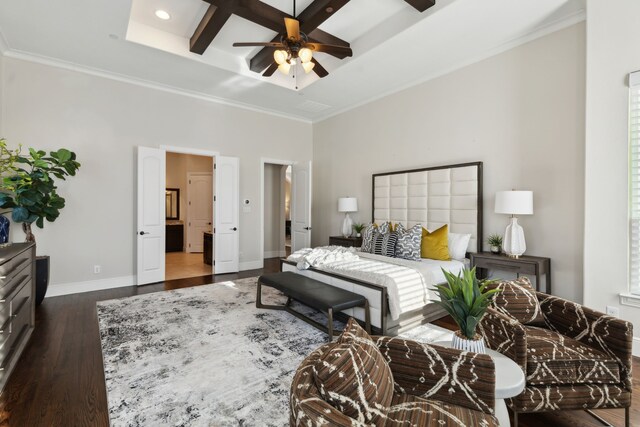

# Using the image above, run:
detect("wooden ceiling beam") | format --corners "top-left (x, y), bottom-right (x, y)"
top-left (205, 0), bottom-right (290, 33)
top-left (297, 0), bottom-right (349, 34)
top-left (404, 0), bottom-right (436, 13)
top-left (190, 4), bottom-right (236, 54)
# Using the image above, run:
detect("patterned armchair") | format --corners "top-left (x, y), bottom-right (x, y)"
top-left (479, 278), bottom-right (633, 427)
top-left (290, 318), bottom-right (499, 426)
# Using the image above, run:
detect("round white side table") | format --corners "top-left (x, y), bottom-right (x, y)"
top-left (433, 340), bottom-right (525, 426)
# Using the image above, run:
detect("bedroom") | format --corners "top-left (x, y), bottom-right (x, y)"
top-left (0, 0), bottom-right (637, 426)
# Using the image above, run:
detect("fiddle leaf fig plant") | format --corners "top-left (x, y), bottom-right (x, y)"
top-left (432, 267), bottom-right (499, 340)
top-left (0, 138), bottom-right (81, 242)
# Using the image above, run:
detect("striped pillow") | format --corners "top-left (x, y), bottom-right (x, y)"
top-left (314, 319), bottom-right (394, 422)
top-left (485, 277), bottom-right (545, 325)
top-left (372, 230), bottom-right (398, 257)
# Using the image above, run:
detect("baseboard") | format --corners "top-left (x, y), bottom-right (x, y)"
top-left (239, 260), bottom-right (263, 271)
top-left (633, 337), bottom-right (640, 358)
top-left (46, 275), bottom-right (136, 298)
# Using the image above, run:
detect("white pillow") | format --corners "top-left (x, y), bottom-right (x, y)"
top-left (448, 233), bottom-right (471, 260)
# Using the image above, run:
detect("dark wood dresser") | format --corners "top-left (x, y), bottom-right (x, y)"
top-left (329, 236), bottom-right (363, 248)
top-left (0, 243), bottom-right (35, 392)
top-left (203, 232), bottom-right (213, 265)
top-left (166, 223), bottom-right (184, 252)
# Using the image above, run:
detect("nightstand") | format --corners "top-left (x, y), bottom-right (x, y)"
top-left (470, 252), bottom-right (551, 294)
top-left (329, 236), bottom-right (362, 248)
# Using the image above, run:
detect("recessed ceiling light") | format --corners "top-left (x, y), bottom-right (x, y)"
top-left (155, 10), bottom-right (171, 20)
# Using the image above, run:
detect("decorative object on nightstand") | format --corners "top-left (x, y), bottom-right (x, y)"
top-left (352, 223), bottom-right (365, 238)
top-left (432, 267), bottom-right (498, 354)
top-left (0, 214), bottom-right (10, 248)
top-left (487, 234), bottom-right (503, 254)
top-left (495, 190), bottom-right (533, 258)
top-left (338, 197), bottom-right (358, 237)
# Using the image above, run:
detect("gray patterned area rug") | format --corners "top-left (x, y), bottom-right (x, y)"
top-left (97, 276), bottom-right (453, 427)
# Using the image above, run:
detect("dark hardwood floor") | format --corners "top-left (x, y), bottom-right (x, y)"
top-left (0, 258), bottom-right (637, 426)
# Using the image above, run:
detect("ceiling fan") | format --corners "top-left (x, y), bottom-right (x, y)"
top-left (232, 1), bottom-right (353, 78)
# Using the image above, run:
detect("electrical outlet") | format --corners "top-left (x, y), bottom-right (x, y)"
top-left (94, 265), bottom-right (101, 274)
top-left (606, 305), bottom-right (620, 317)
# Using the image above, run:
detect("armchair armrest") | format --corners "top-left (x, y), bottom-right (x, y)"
top-left (537, 293), bottom-right (634, 390)
top-left (374, 336), bottom-right (495, 415)
top-left (478, 307), bottom-right (527, 372)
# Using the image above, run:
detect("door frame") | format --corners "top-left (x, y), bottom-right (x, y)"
top-left (260, 158), bottom-right (295, 269)
top-left (186, 172), bottom-right (213, 253)
top-left (161, 145), bottom-right (218, 276)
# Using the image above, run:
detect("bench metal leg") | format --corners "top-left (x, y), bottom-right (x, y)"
top-left (364, 300), bottom-right (371, 335)
top-left (327, 308), bottom-right (334, 342)
top-left (256, 280), bottom-right (286, 311)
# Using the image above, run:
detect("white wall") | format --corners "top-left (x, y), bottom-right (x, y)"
top-left (0, 56), bottom-right (312, 290)
top-left (583, 0), bottom-right (640, 349)
top-left (312, 23), bottom-right (586, 302)
top-left (263, 163), bottom-right (285, 258)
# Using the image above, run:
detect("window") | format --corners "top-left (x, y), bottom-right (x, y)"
top-left (630, 71), bottom-right (640, 294)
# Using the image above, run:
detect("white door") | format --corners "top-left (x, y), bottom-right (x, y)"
top-left (291, 161), bottom-right (312, 252)
top-left (215, 156), bottom-right (239, 273)
top-left (137, 147), bottom-right (166, 285)
top-left (187, 173), bottom-right (213, 253)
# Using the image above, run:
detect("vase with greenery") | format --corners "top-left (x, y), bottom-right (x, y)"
top-left (353, 223), bottom-right (365, 238)
top-left (0, 138), bottom-right (81, 304)
top-left (487, 234), bottom-right (503, 254)
top-left (432, 267), bottom-right (498, 353)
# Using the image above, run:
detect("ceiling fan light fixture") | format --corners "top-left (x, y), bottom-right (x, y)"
top-left (274, 49), bottom-right (288, 65)
top-left (278, 62), bottom-right (291, 75)
top-left (299, 48), bottom-right (313, 63)
top-left (154, 9), bottom-right (171, 20)
top-left (302, 61), bottom-right (315, 74)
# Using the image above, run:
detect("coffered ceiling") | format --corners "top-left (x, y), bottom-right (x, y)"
top-left (0, 0), bottom-right (585, 121)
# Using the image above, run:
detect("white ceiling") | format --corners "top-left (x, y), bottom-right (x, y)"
top-left (0, 0), bottom-right (585, 122)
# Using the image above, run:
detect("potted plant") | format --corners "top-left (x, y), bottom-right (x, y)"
top-left (432, 267), bottom-right (498, 353)
top-left (0, 139), bottom-right (81, 305)
top-left (353, 223), bottom-right (365, 238)
top-left (487, 234), bottom-right (503, 254)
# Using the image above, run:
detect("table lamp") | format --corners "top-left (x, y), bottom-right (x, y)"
top-left (495, 191), bottom-right (533, 258)
top-left (338, 197), bottom-right (358, 237)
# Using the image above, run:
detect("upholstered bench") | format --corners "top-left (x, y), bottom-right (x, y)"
top-left (256, 272), bottom-right (370, 341)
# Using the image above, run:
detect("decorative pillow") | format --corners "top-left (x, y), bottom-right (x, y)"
top-left (448, 232), bottom-right (471, 260)
top-left (361, 223), bottom-right (377, 253)
top-left (394, 223), bottom-right (422, 261)
top-left (485, 277), bottom-right (545, 325)
top-left (372, 230), bottom-right (398, 257)
top-left (421, 225), bottom-right (450, 261)
top-left (314, 318), bottom-right (394, 422)
top-left (377, 221), bottom-right (391, 234)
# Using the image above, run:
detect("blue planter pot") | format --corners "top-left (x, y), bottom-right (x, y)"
top-left (0, 215), bottom-right (9, 247)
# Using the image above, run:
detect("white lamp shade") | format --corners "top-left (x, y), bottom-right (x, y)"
top-left (338, 197), bottom-right (358, 213)
top-left (495, 191), bottom-right (533, 215)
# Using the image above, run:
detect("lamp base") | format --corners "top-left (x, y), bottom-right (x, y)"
top-left (502, 217), bottom-right (526, 258)
top-left (341, 213), bottom-right (353, 238)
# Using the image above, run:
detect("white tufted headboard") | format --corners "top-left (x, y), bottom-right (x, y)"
top-left (372, 162), bottom-right (483, 254)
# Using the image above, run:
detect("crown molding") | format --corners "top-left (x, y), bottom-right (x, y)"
top-left (312, 9), bottom-right (586, 123)
top-left (1, 48), bottom-right (313, 124)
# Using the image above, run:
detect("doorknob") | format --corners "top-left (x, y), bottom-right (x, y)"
top-left (231, 227), bottom-right (237, 231)
top-left (139, 231), bottom-right (150, 235)
top-left (304, 227), bottom-right (312, 230)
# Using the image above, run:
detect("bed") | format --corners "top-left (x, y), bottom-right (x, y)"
top-left (281, 161), bottom-right (483, 335)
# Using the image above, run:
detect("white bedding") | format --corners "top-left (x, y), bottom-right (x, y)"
top-left (287, 247), bottom-right (467, 321)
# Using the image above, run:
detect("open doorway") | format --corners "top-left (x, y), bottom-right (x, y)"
top-left (263, 163), bottom-right (292, 262)
top-left (165, 152), bottom-right (214, 281)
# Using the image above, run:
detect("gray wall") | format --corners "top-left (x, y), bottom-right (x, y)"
top-left (0, 56), bottom-right (312, 289)
top-left (312, 23), bottom-right (586, 303)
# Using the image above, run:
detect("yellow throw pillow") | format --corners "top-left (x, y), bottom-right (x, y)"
top-left (421, 225), bottom-right (451, 261)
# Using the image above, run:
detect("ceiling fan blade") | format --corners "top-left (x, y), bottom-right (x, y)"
top-left (262, 63), bottom-right (278, 77)
top-left (284, 17), bottom-right (300, 40)
top-left (306, 43), bottom-right (352, 57)
top-left (311, 58), bottom-right (328, 78)
top-left (233, 42), bottom-right (284, 48)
